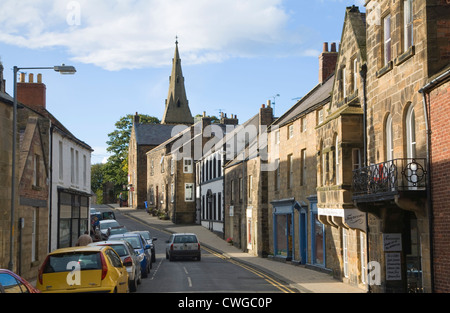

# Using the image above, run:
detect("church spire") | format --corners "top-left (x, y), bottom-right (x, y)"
top-left (161, 39), bottom-right (194, 125)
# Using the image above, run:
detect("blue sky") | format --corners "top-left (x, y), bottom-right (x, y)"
top-left (0, 0), bottom-right (365, 164)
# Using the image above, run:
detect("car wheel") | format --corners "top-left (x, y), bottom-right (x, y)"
top-left (142, 265), bottom-right (148, 278)
top-left (197, 254), bottom-right (201, 261)
top-left (129, 278), bottom-right (137, 292)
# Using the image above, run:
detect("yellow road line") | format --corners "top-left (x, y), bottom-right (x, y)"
top-left (202, 246), bottom-right (296, 293)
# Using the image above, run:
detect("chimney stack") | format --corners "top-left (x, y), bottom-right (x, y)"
top-left (17, 72), bottom-right (47, 109)
top-left (319, 42), bottom-right (338, 84)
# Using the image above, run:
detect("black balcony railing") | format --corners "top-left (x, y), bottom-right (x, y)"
top-left (352, 158), bottom-right (427, 197)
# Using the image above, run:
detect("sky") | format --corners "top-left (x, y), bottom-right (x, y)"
top-left (0, 0), bottom-right (365, 164)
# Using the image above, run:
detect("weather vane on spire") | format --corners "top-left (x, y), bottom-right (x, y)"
top-left (175, 35), bottom-right (178, 45)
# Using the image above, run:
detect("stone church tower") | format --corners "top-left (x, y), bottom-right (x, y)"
top-left (161, 40), bottom-right (194, 125)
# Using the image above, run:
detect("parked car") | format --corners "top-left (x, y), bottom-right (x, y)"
top-left (166, 233), bottom-right (201, 261)
top-left (106, 226), bottom-right (128, 239)
top-left (90, 240), bottom-right (141, 292)
top-left (100, 210), bottom-right (116, 220)
top-left (99, 220), bottom-right (120, 240)
top-left (0, 269), bottom-right (40, 293)
top-left (37, 245), bottom-right (129, 293)
top-left (131, 230), bottom-right (157, 263)
top-left (109, 233), bottom-right (152, 278)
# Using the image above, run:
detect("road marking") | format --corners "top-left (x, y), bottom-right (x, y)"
top-left (187, 276), bottom-right (192, 288)
top-left (150, 258), bottom-right (163, 281)
top-left (183, 266), bottom-right (189, 275)
top-left (202, 246), bottom-right (297, 293)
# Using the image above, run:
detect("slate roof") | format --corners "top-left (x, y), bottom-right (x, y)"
top-left (134, 123), bottom-right (179, 146)
top-left (272, 74), bottom-right (334, 128)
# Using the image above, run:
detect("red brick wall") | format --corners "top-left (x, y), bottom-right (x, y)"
top-left (429, 79), bottom-right (450, 292)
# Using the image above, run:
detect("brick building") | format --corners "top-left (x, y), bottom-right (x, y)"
top-left (352, 0), bottom-right (450, 292)
top-left (420, 66), bottom-right (450, 292)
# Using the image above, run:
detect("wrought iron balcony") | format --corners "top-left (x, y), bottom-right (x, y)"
top-left (352, 158), bottom-right (427, 199)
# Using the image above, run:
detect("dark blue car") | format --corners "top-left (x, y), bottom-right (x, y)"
top-left (109, 233), bottom-right (152, 278)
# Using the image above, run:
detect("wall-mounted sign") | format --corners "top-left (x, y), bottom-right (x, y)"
top-left (383, 233), bottom-right (402, 252)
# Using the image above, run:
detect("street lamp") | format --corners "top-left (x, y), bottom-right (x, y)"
top-left (9, 64), bottom-right (76, 271)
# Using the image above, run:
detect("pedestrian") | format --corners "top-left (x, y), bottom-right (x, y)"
top-left (119, 192), bottom-right (123, 207)
top-left (76, 231), bottom-right (93, 246)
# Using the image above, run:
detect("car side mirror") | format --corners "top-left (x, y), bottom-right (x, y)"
top-left (153, 238), bottom-right (157, 241)
top-left (145, 244), bottom-right (151, 250)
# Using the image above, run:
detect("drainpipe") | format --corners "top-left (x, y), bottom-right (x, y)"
top-left (418, 68), bottom-right (450, 293)
top-left (360, 63), bottom-right (371, 292)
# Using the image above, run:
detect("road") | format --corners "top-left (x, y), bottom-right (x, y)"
top-left (106, 208), bottom-right (297, 294)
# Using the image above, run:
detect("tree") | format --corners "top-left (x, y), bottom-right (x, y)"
top-left (91, 114), bottom-right (160, 201)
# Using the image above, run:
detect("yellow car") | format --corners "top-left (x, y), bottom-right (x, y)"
top-left (37, 245), bottom-right (128, 293)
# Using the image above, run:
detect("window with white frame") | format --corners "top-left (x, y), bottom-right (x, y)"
top-left (353, 58), bottom-right (358, 92)
top-left (317, 108), bottom-right (324, 125)
top-left (248, 175), bottom-right (253, 203)
top-left (342, 66), bottom-right (347, 99)
top-left (33, 154), bottom-right (40, 187)
top-left (185, 183), bottom-right (194, 202)
top-left (70, 148), bottom-right (75, 184)
top-left (288, 154), bottom-right (294, 189)
top-left (301, 117), bottom-right (307, 133)
top-left (336, 136), bottom-right (341, 185)
top-left (184, 157), bottom-right (193, 173)
top-left (275, 158), bottom-right (280, 191)
top-left (404, 0), bottom-right (414, 50)
top-left (301, 149), bottom-right (307, 186)
top-left (170, 157), bottom-right (174, 175)
top-left (31, 208), bottom-right (37, 262)
top-left (360, 231), bottom-right (367, 284)
top-left (406, 105), bottom-right (416, 159)
top-left (343, 228), bottom-right (349, 278)
top-left (383, 14), bottom-right (392, 65)
top-left (352, 148), bottom-right (362, 170)
top-left (386, 114), bottom-right (394, 161)
top-left (288, 124), bottom-right (294, 139)
top-left (59, 141), bottom-right (63, 181)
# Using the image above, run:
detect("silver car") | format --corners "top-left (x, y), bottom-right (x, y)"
top-left (166, 233), bottom-right (201, 261)
top-left (98, 220), bottom-right (120, 240)
top-left (90, 240), bottom-right (142, 292)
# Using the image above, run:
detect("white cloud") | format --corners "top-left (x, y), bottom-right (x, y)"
top-left (0, 0), bottom-right (301, 70)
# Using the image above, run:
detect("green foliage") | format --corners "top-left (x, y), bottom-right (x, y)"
top-left (91, 114), bottom-right (160, 201)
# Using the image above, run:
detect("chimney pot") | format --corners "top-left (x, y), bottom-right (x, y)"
top-left (29, 73), bottom-right (34, 83)
top-left (267, 100), bottom-right (271, 107)
top-left (331, 42), bottom-right (337, 52)
top-left (20, 73), bottom-right (26, 83)
top-left (323, 42), bottom-right (329, 52)
top-left (37, 73), bottom-right (42, 84)
top-left (262, 104), bottom-right (265, 108)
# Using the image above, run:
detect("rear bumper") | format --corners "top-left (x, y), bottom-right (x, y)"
top-left (170, 250), bottom-right (201, 258)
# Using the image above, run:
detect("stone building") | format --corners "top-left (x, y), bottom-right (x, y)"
top-left (267, 42), bottom-right (336, 266)
top-left (316, 6), bottom-right (367, 290)
top-left (352, 0), bottom-right (449, 293)
top-left (224, 104), bottom-right (273, 256)
top-left (146, 117), bottom-right (210, 224)
top-left (0, 67), bottom-right (16, 272)
top-left (128, 114), bottom-right (176, 209)
top-left (16, 73), bottom-right (93, 252)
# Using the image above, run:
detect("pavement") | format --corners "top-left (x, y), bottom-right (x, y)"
top-left (111, 204), bottom-right (365, 293)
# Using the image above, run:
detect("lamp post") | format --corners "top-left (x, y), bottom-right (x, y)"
top-left (8, 64), bottom-right (76, 271)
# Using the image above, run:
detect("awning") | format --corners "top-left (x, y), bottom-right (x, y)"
top-left (318, 207), bottom-right (367, 232)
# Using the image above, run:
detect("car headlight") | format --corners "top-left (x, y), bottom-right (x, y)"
top-left (137, 253), bottom-right (145, 262)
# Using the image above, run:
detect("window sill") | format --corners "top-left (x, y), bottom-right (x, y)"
top-left (376, 61), bottom-right (393, 78)
top-left (395, 45), bottom-right (415, 66)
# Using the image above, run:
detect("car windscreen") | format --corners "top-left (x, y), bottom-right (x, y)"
top-left (107, 244), bottom-right (128, 257)
top-left (43, 252), bottom-right (102, 273)
top-left (174, 235), bottom-right (198, 244)
top-left (109, 228), bottom-right (127, 235)
top-left (100, 221), bottom-right (119, 230)
top-left (139, 232), bottom-right (150, 240)
top-left (122, 237), bottom-right (142, 249)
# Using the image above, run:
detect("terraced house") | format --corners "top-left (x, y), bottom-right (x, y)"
top-left (352, 0), bottom-right (449, 293)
